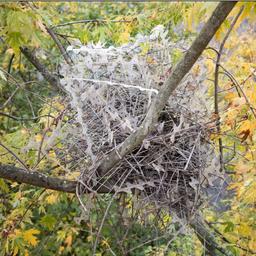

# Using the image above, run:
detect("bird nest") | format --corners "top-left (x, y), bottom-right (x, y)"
top-left (59, 26), bottom-right (217, 221)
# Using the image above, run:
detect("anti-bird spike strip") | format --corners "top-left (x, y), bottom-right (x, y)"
top-left (59, 25), bottom-right (220, 219)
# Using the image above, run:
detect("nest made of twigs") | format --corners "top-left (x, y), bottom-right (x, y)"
top-left (75, 104), bottom-right (210, 219)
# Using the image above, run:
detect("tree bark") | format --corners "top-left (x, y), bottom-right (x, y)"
top-left (0, 164), bottom-right (76, 193)
top-left (0, 164), bottom-right (111, 193)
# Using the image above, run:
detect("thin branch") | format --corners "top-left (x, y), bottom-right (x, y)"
top-left (51, 19), bottom-right (133, 29)
top-left (0, 112), bottom-right (55, 121)
top-left (6, 53), bottom-right (15, 81)
top-left (214, 6), bottom-right (244, 172)
top-left (190, 214), bottom-right (234, 256)
top-left (220, 65), bottom-right (256, 119)
top-left (20, 47), bottom-right (60, 90)
top-left (0, 87), bottom-right (19, 110)
top-left (0, 142), bottom-right (28, 170)
top-left (45, 26), bottom-right (72, 65)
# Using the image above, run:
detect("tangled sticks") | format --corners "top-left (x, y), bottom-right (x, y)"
top-left (60, 26), bottom-right (215, 219)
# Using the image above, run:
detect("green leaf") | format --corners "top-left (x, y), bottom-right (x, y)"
top-left (0, 178), bottom-right (9, 193)
top-left (224, 221), bottom-right (235, 233)
top-left (0, 70), bottom-right (6, 81)
top-left (40, 215), bottom-right (57, 230)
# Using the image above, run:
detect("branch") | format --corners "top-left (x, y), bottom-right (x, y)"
top-left (97, 2), bottom-right (237, 176)
top-left (0, 164), bottom-right (111, 194)
top-left (20, 47), bottom-right (60, 90)
top-left (0, 164), bottom-right (76, 193)
top-left (214, 6), bottom-right (244, 171)
top-left (51, 19), bottom-right (133, 29)
top-left (190, 214), bottom-right (234, 256)
top-left (0, 112), bottom-right (55, 121)
top-left (45, 26), bottom-right (72, 65)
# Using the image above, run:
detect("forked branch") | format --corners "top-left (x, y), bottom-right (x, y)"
top-left (97, 2), bottom-right (237, 176)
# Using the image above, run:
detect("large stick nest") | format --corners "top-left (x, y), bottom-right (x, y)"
top-left (59, 26), bottom-right (218, 220)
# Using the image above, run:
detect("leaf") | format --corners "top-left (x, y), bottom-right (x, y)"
top-left (23, 229), bottom-right (40, 246)
top-left (40, 215), bottom-right (56, 230)
top-left (0, 70), bottom-right (7, 81)
top-left (65, 235), bottom-right (72, 247)
top-left (224, 221), bottom-right (235, 232)
top-left (45, 193), bottom-right (58, 204)
top-left (0, 179), bottom-right (9, 193)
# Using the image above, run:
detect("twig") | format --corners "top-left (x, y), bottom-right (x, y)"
top-left (213, 6), bottom-right (244, 172)
top-left (46, 26), bottom-right (72, 65)
top-left (220, 65), bottom-right (256, 119)
top-left (0, 87), bottom-right (19, 110)
top-left (51, 19), bottom-right (134, 29)
top-left (0, 142), bottom-right (28, 170)
top-left (6, 53), bottom-right (15, 82)
top-left (0, 112), bottom-right (55, 121)
top-left (20, 47), bottom-right (60, 90)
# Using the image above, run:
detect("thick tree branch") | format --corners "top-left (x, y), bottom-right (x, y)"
top-left (20, 47), bottom-right (60, 90)
top-left (0, 164), bottom-right (111, 194)
top-left (0, 164), bottom-right (77, 193)
top-left (97, 2), bottom-right (237, 176)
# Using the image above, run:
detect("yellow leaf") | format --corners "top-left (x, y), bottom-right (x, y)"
top-left (6, 48), bottom-right (14, 55)
top-left (237, 223), bottom-right (251, 237)
top-left (225, 92), bottom-right (236, 101)
top-left (101, 238), bottom-right (109, 247)
top-left (66, 171), bottom-right (80, 180)
top-left (235, 162), bottom-right (249, 174)
top-left (249, 238), bottom-right (256, 251)
top-left (239, 119), bottom-right (256, 135)
top-left (13, 246), bottom-right (19, 256)
top-left (45, 193), bottom-right (58, 204)
top-left (59, 246), bottom-right (65, 254)
top-left (87, 235), bottom-right (93, 242)
top-left (35, 134), bottom-right (42, 143)
top-left (118, 31), bottom-right (130, 44)
top-left (23, 229), bottom-right (40, 246)
top-left (65, 235), bottom-right (72, 247)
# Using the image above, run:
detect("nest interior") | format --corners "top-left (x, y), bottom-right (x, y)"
top-left (77, 106), bottom-right (209, 219)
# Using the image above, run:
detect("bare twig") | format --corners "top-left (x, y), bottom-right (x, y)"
top-left (220, 65), bottom-right (256, 119)
top-left (46, 26), bottom-right (72, 65)
top-left (20, 47), bottom-right (60, 90)
top-left (0, 142), bottom-right (28, 170)
top-left (51, 19), bottom-right (133, 29)
top-left (213, 6), bottom-right (244, 172)
top-left (0, 87), bottom-right (19, 110)
top-left (0, 112), bottom-right (55, 121)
